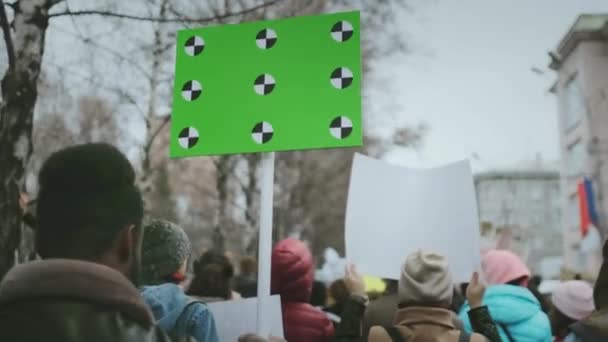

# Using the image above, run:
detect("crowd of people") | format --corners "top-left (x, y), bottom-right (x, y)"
top-left (0, 143), bottom-right (607, 342)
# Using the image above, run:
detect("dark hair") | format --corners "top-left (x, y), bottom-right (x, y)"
top-left (384, 279), bottom-right (399, 295)
top-left (530, 275), bottom-right (542, 288)
top-left (188, 251), bottom-right (235, 299)
top-left (310, 280), bottom-right (327, 307)
top-left (506, 276), bottom-right (529, 287)
top-left (240, 256), bottom-right (257, 275)
top-left (329, 279), bottom-right (350, 304)
top-left (551, 305), bottom-right (577, 336)
top-left (35, 143), bottom-right (143, 260)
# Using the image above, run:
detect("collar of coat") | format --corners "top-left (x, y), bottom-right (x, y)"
top-left (0, 259), bottom-right (154, 328)
top-left (393, 306), bottom-right (457, 329)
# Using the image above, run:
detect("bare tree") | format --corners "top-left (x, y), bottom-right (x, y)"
top-left (0, 0), bottom-right (63, 279)
top-left (0, 0), bottom-right (284, 279)
top-left (0, 0), bottom-right (428, 278)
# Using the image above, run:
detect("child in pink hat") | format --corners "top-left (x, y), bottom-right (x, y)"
top-left (482, 249), bottom-right (531, 286)
top-left (459, 249), bottom-right (552, 341)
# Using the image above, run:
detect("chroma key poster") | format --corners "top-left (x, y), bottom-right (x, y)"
top-left (170, 11), bottom-right (362, 157)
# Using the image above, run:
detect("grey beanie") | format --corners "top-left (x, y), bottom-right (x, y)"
top-left (398, 250), bottom-right (453, 306)
top-left (141, 218), bottom-right (191, 285)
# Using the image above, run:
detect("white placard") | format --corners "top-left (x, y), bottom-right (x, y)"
top-left (207, 295), bottom-right (284, 342)
top-left (345, 153), bottom-right (481, 283)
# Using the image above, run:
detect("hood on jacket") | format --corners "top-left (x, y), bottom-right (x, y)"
top-left (271, 238), bottom-right (314, 303)
top-left (459, 284), bottom-right (552, 342)
top-left (140, 283), bottom-right (191, 332)
top-left (0, 259), bottom-right (154, 328)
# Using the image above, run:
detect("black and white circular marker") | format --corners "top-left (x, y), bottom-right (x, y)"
top-left (330, 67), bottom-right (354, 89)
top-left (256, 28), bottom-right (278, 49)
top-left (331, 21), bottom-right (354, 42)
top-left (178, 127), bottom-right (199, 149)
top-left (254, 74), bottom-right (276, 95)
top-left (182, 80), bottom-right (202, 101)
top-left (330, 116), bottom-right (353, 139)
top-left (184, 36), bottom-right (205, 56)
top-left (251, 122), bottom-right (274, 144)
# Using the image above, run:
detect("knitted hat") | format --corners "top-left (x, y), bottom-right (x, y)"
top-left (398, 250), bottom-right (453, 306)
top-left (141, 218), bottom-right (191, 285)
top-left (552, 280), bottom-right (595, 320)
top-left (482, 249), bottom-right (531, 285)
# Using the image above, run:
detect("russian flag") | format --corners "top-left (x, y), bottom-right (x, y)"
top-left (577, 177), bottom-right (599, 237)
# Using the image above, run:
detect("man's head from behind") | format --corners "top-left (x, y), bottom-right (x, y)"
top-left (240, 256), bottom-right (257, 276)
top-left (36, 143), bottom-right (143, 281)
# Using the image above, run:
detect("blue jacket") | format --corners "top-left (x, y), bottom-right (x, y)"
top-left (459, 285), bottom-right (552, 342)
top-left (140, 284), bottom-right (219, 342)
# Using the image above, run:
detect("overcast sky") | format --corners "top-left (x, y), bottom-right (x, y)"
top-left (371, 0), bottom-right (608, 173)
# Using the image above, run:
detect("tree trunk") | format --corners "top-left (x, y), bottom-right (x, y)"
top-left (0, 0), bottom-right (57, 280)
top-left (139, 0), bottom-right (168, 202)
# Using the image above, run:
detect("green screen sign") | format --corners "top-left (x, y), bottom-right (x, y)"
top-left (170, 11), bottom-right (362, 157)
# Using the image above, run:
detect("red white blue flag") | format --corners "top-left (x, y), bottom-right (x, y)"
top-left (577, 177), bottom-right (599, 237)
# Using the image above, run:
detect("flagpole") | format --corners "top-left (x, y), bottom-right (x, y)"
top-left (256, 151), bottom-right (275, 336)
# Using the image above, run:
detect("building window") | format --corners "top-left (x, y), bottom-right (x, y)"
top-left (566, 140), bottom-right (586, 177)
top-left (562, 76), bottom-right (586, 132)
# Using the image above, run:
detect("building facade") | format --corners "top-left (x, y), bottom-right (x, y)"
top-left (475, 168), bottom-right (562, 279)
top-left (549, 14), bottom-right (608, 278)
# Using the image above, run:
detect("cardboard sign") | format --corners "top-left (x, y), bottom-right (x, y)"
top-left (170, 11), bottom-right (362, 157)
top-left (207, 295), bottom-right (284, 341)
top-left (345, 154), bottom-right (482, 283)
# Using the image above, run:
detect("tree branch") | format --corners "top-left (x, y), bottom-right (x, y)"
top-left (144, 114), bottom-right (170, 157)
top-left (48, 0), bottom-right (283, 22)
top-left (0, 1), bottom-right (15, 70)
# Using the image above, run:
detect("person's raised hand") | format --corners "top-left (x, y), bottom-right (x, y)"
top-left (344, 263), bottom-right (366, 297)
top-left (19, 192), bottom-right (28, 213)
top-left (466, 272), bottom-right (486, 309)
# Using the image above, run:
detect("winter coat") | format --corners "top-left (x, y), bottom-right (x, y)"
top-left (560, 308), bottom-right (608, 341)
top-left (333, 294), bottom-right (368, 342)
top-left (562, 247), bottom-right (608, 341)
top-left (368, 306), bottom-right (489, 342)
top-left (459, 285), bottom-right (552, 342)
top-left (0, 259), bottom-right (175, 342)
top-left (140, 283), bottom-right (219, 342)
top-left (363, 293), bottom-right (399, 339)
top-left (271, 238), bottom-right (335, 342)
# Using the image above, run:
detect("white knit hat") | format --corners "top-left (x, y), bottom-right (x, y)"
top-left (551, 280), bottom-right (595, 321)
top-left (399, 250), bottom-right (453, 306)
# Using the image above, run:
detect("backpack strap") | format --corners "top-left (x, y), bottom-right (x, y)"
top-left (499, 323), bottom-right (515, 342)
top-left (459, 331), bottom-right (471, 342)
top-left (171, 299), bottom-right (206, 341)
top-left (384, 326), bottom-right (406, 342)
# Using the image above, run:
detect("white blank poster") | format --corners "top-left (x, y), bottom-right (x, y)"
top-left (345, 153), bottom-right (481, 283)
top-left (207, 295), bottom-right (284, 341)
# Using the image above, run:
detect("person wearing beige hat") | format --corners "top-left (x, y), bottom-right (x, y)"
top-left (368, 250), bottom-right (500, 342)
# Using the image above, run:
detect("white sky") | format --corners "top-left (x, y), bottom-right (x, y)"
top-left (371, 0), bottom-right (608, 172)
top-left (6, 0), bottom-right (608, 174)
